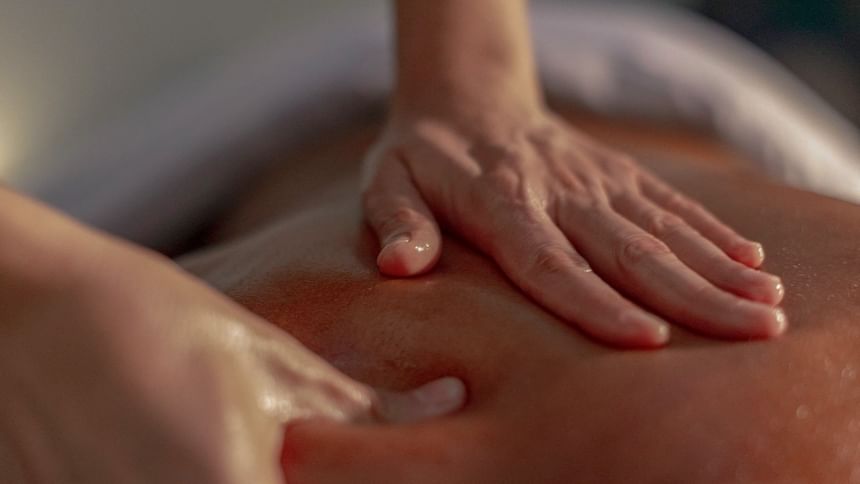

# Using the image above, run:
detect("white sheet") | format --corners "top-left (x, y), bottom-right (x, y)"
top-left (15, 2), bottom-right (860, 248)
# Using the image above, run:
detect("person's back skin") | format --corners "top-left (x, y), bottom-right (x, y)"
top-left (180, 110), bottom-right (860, 483)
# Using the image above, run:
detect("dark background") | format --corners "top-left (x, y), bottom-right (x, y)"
top-left (695, 0), bottom-right (859, 124)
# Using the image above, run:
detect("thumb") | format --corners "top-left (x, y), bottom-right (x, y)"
top-left (374, 376), bottom-right (466, 424)
top-left (280, 378), bottom-right (467, 484)
top-left (362, 152), bottom-right (442, 277)
top-left (281, 420), bottom-right (422, 484)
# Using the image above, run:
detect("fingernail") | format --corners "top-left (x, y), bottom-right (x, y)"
top-left (653, 320), bottom-right (671, 344)
top-left (744, 272), bottom-right (784, 304)
top-left (414, 377), bottom-right (466, 411)
top-left (383, 234), bottom-right (411, 248)
top-left (622, 312), bottom-right (671, 345)
top-left (773, 307), bottom-right (788, 334)
top-left (752, 242), bottom-right (765, 265)
top-left (773, 278), bottom-right (785, 300)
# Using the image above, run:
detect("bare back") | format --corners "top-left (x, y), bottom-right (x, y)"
top-left (180, 112), bottom-right (860, 483)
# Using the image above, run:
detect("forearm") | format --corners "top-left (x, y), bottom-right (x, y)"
top-left (0, 186), bottom-right (156, 308)
top-left (0, 187), bottom-right (99, 287)
top-left (393, 0), bottom-right (543, 116)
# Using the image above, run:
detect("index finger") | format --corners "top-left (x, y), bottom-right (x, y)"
top-left (469, 203), bottom-right (669, 348)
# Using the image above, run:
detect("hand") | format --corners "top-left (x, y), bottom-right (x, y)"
top-left (0, 190), bottom-right (465, 484)
top-left (362, 107), bottom-right (786, 348)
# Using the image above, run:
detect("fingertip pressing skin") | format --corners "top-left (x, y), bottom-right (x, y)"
top-left (764, 306), bottom-right (789, 337)
top-left (730, 244), bottom-right (784, 306)
top-left (616, 303), bottom-right (786, 344)
top-left (617, 311), bottom-right (672, 348)
top-left (376, 376), bottom-right (468, 423)
top-left (377, 232), bottom-right (441, 277)
top-left (741, 271), bottom-right (785, 306)
top-left (734, 241), bottom-right (766, 268)
top-left (411, 376), bottom-right (468, 416)
top-left (280, 379), bottom-right (466, 483)
top-left (554, 307), bottom-right (672, 350)
top-left (774, 279), bottom-right (786, 302)
top-left (729, 301), bottom-right (788, 339)
top-left (612, 196), bottom-right (783, 308)
top-left (582, 311), bottom-right (673, 350)
top-left (721, 264), bottom-right (785, 309)
top-left (743, 304), bottom-right (788, 339)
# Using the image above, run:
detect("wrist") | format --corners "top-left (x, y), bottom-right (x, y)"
top-left (393, 0), bottom-right (543, 122)
top-left (392, 72), bottom-right (543, 120)
top-left (391, 70), bottom-right (547, 136)
top-left (387, 88), bottom-right (552, 147)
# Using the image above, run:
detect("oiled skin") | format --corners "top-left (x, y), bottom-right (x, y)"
top-left (180, 113), bottom-right (860, 483)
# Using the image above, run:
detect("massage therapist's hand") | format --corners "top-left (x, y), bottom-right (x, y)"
top-left (0, 188), bottom-right (465, 484)
top-left (362, 0), bottom-right (786, 348)
top-left (363, 107), bottom-right (785, 348)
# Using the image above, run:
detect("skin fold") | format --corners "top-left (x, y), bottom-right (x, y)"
top-left (180, 111), bottom-right (860, 483)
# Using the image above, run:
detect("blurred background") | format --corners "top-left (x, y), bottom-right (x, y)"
top-left (1, 0), bottom-right (856, 177)
top-left (700, 0), bottom-right (859, 125)
top-left (0, 0), bottom-right (857, 249)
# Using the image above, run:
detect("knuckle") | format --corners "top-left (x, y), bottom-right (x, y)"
top-left (571, 256), bottom-right (593, 273)
top-left (556, 171), bottom-right (587, 193)
top-left (644, 210), bottom-right (686, 238)
top-left (377, 207), bottom-right (424, 235)
top-left (596, 154), bottom-right (639, 188)
top-left (475, 170), bottom-right (545, 219)
top-left (527, 243), bottom-right (574, 278)
top-left (606, 153), bottom-right (637, 173)
top-left (616, 234), bottom-right (670, 270)
top-left (664, 191), bottom-right (692, 212)
top-left (479, 168), bottom-right (525, 200)
top-left (601, 177), bottom-right (634, 199)
top-left (566, 191), bottom-right (611, 215)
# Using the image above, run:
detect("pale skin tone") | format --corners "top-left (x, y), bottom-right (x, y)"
top-left (0, 187), bottom-right (465, 484)
top-left (364, 0), bottom-right (786, 347)
top-left (0, 1), bottom-right (797, 482)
